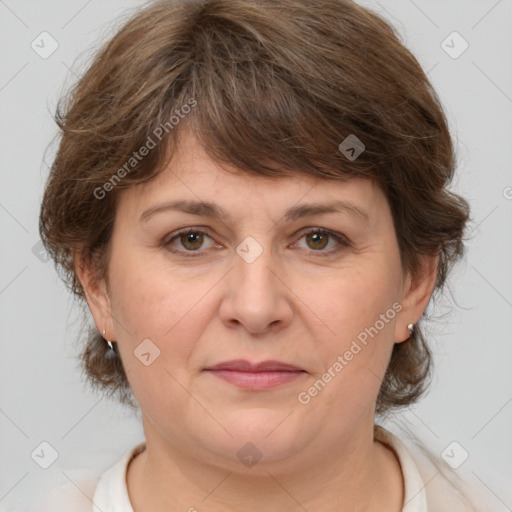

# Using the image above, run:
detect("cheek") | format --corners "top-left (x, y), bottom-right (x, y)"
top-left (109, 249), bottom-right (203, 340)
top-left (317, 264), bottom-right (400, 344)
top-left (305, 264), bottom-right (401, 404)
top-left (107, 251), bottom-right (221, 386)
top-left (107, 258), bottom-right (203, 421)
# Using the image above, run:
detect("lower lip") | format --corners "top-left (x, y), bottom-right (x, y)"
top-left (205, 370), bottom-right (305, 390)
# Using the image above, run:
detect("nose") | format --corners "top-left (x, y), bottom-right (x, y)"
top-left (218, 243), bottom-right (294, 335)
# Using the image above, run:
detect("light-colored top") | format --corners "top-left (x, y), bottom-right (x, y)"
top-left (32, 425), bottom-right (496, 512)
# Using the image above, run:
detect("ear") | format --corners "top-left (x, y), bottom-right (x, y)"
top-left (74, 248), bottom-right (116, 341)
top-left (394, 253), bottom-right (438, 343)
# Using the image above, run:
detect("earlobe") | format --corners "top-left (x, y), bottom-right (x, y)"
top-left (74, 249), bottom-right (115, 340)
top-left (395, 254), bottom-right (438, 343)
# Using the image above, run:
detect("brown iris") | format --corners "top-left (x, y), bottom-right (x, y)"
top-left (305, 231), bottom-right (329, 250)
top-left (180, 232), bottom-right (204, 250)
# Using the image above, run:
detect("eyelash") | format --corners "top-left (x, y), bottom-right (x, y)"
top-left (163, 227), bottom-right (350, 258)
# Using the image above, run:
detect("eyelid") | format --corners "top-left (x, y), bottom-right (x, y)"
top-left (163, 227), bottom-right (220, 255)
top-left (163, 226), bottom-right (350, 257)
top-left (292, 227), bottom-right (351, 256)
top-left (163, 226), bottom-right (213, 244)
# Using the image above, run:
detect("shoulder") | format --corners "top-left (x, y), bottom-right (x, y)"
top-left (34, 469), bottom-right (100, 512)
top-left (92, 441), bottom-right (146, 511)
top-left (375, 424), bottom-right (503, 512)
top-left (35, 442), bottom-right (146, 512)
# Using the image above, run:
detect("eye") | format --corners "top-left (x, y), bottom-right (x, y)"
top-left (164, 228), bottom-right (217, 255)
top-left (293, 228), bottom-right (350, 256)
top-left (163, 227), bottom-right (350, 257)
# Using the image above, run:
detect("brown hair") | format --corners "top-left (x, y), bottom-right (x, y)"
top-left (39, 0), bottom-right (470, 413)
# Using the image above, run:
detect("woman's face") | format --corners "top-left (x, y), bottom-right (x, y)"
top-left (84, 132), bottom-right (432, 472)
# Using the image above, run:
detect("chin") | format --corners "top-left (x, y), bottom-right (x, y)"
top-left (201, 409), bottom-right (306, 465)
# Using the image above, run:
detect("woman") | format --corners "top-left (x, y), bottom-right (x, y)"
top-left (38, 0), bottom-right (494, 510)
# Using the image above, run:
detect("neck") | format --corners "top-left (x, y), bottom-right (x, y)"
top-left (126, 420), bottom-right (403, 512)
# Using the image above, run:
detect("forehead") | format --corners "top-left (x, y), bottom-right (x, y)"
top-left (117, 131), bottom-right (386, 223)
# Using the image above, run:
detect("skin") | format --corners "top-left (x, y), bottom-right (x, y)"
top-left (76, 131), bottom-right (437, 511)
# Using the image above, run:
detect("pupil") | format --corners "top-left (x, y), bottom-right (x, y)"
top-left (183, 232), bottom-right (202, 249)
top-left (309, 232), bottom-right (328, 249)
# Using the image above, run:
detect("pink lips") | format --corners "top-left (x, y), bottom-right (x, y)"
top-left (204, 359), bottom-right (306, 390)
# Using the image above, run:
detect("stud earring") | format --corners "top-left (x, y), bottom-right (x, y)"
top-left (102, 329), bottom-right (117, 353)
top-left (407, 323), bottom-right (414, 337)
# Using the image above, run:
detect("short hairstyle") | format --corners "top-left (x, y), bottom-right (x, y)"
top-left (39, 0), bottom-right (470, 412)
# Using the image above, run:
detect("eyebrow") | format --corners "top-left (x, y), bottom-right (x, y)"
top-left (139, 199), bottom-right (369, 224)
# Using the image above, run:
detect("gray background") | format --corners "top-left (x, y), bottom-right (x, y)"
top-left (1, 0), bottom-right (511, 510)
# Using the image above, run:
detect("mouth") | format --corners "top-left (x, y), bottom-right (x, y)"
top-left (203, 359), bottom-right (307, 390)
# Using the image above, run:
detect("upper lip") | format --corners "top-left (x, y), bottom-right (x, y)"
top-left (205, 359), bottom-right (304, 372)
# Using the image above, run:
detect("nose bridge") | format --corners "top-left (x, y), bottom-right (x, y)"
top-left (220, 233), bottom-right (292, 333)
top-left (233, 234), bottom-right (277, 300)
